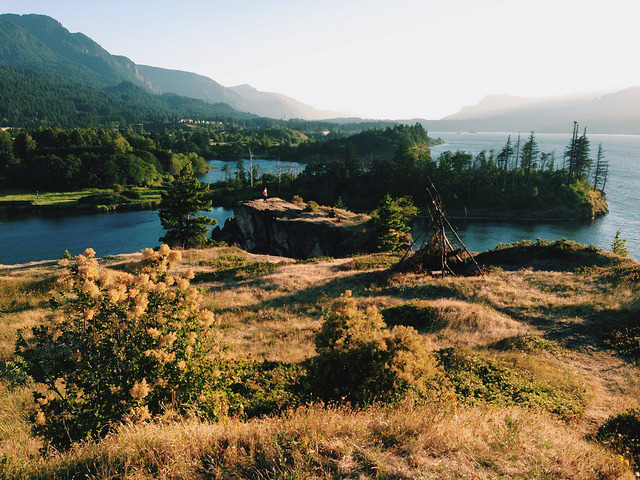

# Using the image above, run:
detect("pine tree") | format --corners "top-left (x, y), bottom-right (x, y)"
top-left (343, 143), bottom-right (362, 179)
top-left (565, 122), bottom-right (579, 182)
top-left (497, 135), bottom-right (513, 188)
top-left (520, 131), bottom-right (539, 184)
top-left (159, 163), bottom-right (214, 248)
top-left (371, 194), bottom-right (418, 251)
top-left (574, 128), bottom-right (591, 179)
top-left (592, 143), bottom-right (608, 192)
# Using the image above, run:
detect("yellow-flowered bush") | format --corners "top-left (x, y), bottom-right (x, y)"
top-left (16, 246), bottom-right (222, 449)
top-left (311, 291), bottom-right (452, 405)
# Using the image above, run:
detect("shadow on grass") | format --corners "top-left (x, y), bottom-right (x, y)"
top-left (239, 269), bottom-right (466, 318)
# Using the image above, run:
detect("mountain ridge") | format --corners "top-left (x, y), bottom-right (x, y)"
top-left (417, 88), bottom-right (640, 134)
top-left (0, 13), bottom-right (345, 121)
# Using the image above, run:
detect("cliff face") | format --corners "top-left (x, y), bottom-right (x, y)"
top-left (218, 198), bottom-right (376, 259)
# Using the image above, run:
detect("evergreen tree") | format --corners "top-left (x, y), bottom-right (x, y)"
top-left (565, 122), bottom-right (579, 182)
top-left (574, 128), bottom-right (591, 179)
top-left (612, 230), bottom-right (629, 257)
top-left (520, 131), bottom-right (539, 183)
top-left (371, 194), bottom-right (418, 252)
top-left (592, 143), bottom-right (608, 192)
top-left (343, 143), bottom-right (362, 179)
top-left (159, 163), bottom-right (214, 248)
top-left (235, 160), bottom-right (246, 186)
top-left (497, 135), bottom-right (513, 188)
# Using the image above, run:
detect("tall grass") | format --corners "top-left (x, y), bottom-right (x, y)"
top-left (0, 245), bottom-right (639, 478)
top-left (23, 404), bottom-right (631, 480)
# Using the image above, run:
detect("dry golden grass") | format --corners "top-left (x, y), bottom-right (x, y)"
top-left (0, 309), bottom-right (47, 360)
top-left (25, 404), bottom-right (632, 480)
top-left (1, 245), bottom-right (640, 478)
top-left (0, 383), bottom-right (42, 470)
top-left (420, 299), bottom-right (532, 348)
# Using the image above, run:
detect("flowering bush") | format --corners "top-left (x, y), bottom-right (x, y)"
top-left (16, 245), bottom-right (223, 449)
top-left (311, 291), bottom-right (450, 405)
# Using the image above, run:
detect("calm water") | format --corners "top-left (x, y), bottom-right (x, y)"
top-left (0, 207), bottom-right (234, 265)
top-left (1, 138), bottom-right (639, 264)
top-left (429, 132), bottom-right (640, 259)
top-left (201, 158), bottom-right (304, 184)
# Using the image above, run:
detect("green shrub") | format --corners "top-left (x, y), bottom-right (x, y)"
top-left (436, 348), bottom-right (586, 419)
top-left (122, 188), bottom-right (142, 200)
top-left (194, 249), bottom-right (281, 282)
top-left (227, 360), bottom-right (307, 417)
top-left (15, 246), bottom-right (224, 449)
top-left (596, 409), bottom-right (640, 464)
top-left (310, 291), bottom-right (450, 405)
top-left (304, 200), bottom-right (319, 212)
top-left (492, 335), bottom-right (563, 355)
top-left (381, 303), bottom-right (446, 332)
top-left (236, 261), bottom-right (280, 279)
top-left (604, 313), bottom-right (640, 357)
top-left (341, 252), bottom-right (401, 271)
top-left (78, 192), bottom-right (130, 206)
top-left (292, 195), bottom-right (304, 205)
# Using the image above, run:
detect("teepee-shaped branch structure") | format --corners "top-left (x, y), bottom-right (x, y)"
top-left (394, 180), bottom-right (483, 276)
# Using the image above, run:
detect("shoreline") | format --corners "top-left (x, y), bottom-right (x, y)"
top-left (1, 201), bottom-right (605, 222)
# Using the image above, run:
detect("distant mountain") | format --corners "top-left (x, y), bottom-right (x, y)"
top-left (442, 93), bottom-right (597, 121)
top-left (229, 84), bottom-right (346, 120)
top-left (0, 13), bottom-right (346, 122)
top-left (420, 90), bottom-right (640, 134)
top-left (138, 64), bottom-right (346, 120)
top-left (0, 65), bottom-right (254, 127)
top-left (137, 65), bottom-right (244, 109)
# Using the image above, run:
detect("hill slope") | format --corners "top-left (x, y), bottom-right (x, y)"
top-left (0, 14), bottom-right (157, 92)
top-left (0, 13), bottom-right (344, 122)
top-left (0, 65), bottom-right (253, 126)
top-left (1, 243), bottom-right (639, 478)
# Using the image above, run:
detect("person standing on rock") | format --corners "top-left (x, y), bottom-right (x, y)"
top-left (263, 186), bottom-right (268, 203)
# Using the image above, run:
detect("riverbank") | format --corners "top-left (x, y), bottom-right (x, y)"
top-left (0, 187), bottom-right (162, 213)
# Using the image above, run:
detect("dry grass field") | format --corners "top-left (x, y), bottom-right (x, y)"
top-left (1, 241), bottom-right (639, 479)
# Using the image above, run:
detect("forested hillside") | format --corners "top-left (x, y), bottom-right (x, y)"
top-left (0, 66), bottom-right (253, 127)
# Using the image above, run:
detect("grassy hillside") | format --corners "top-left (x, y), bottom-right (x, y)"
top-left (1, 242), bottom-right (639, 478)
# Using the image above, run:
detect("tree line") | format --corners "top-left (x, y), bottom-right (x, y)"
top-left (283, 125), bottom-right (607, 216)
top-left (0, 127), bottom-right (209, 191)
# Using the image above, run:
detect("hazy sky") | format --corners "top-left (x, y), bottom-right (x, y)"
top-left (3, 0), bottom-right (639, 119)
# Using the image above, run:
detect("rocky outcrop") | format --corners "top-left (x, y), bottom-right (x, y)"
top-left (213, 198), bottom-right (376, 259)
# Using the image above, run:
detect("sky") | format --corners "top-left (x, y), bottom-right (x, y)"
top-left (2, 0), bottom-right (640, 119)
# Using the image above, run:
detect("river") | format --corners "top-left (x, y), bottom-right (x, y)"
top-left (0, 136), bottom-right (638, 264)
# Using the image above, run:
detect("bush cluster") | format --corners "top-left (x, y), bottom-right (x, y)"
top-left (304, 200), bottom-right (319, 212)
top-left (596, 409), bottom-right (640, 470)
top-left (16, 246), bottom-right (223, 449)
top-left (310, 291), bottom-right (451, 405)
top-left (436, 348), bottom-right (586, 419)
